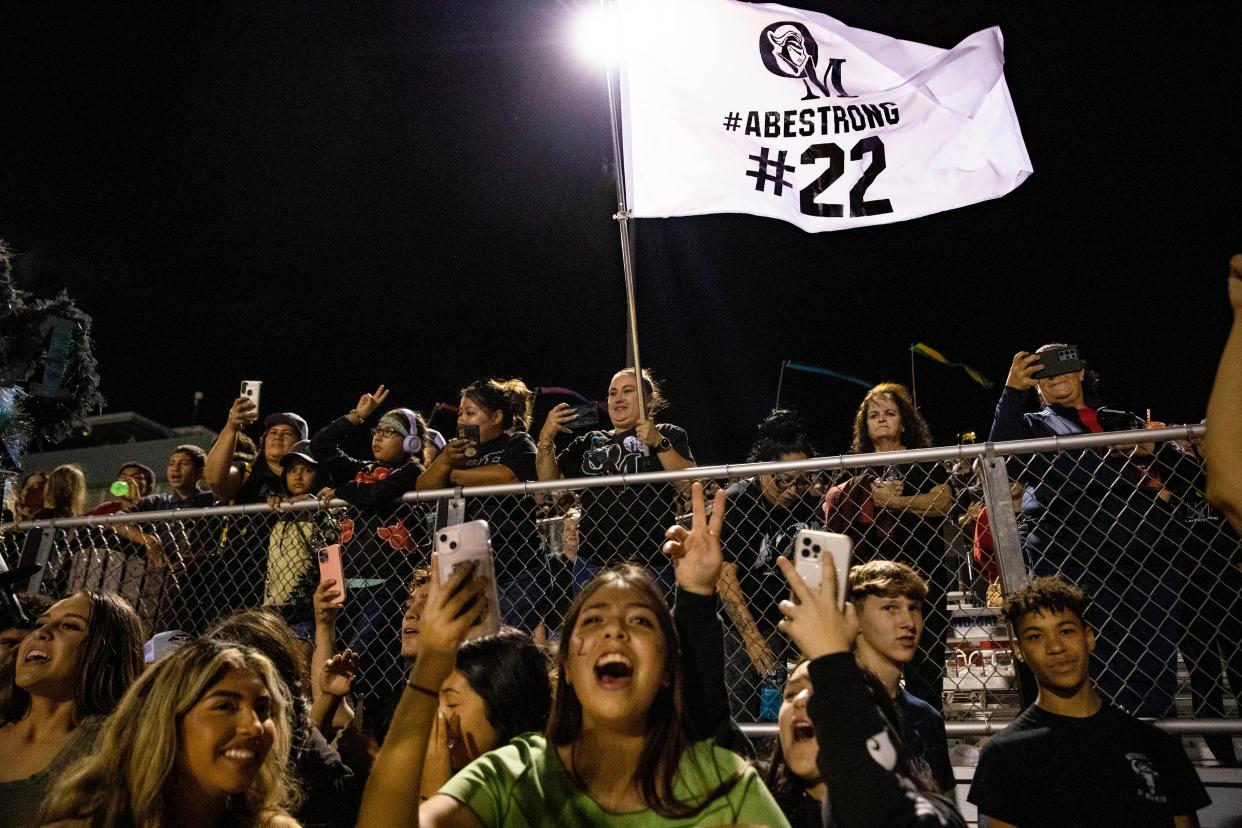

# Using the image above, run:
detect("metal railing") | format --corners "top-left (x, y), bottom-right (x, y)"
top-left (4, 423), bottom-right (1239, 736)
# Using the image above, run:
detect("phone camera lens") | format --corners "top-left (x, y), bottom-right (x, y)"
top-left (439, 534), bottom-right (447, 543)
top-left (813, 544), bottom-right (821, 553)
top-left (801, 548), bottom-right (810, 558)
top-left (449, 541), bottom-right (458, 550)
top-left (802, 537), bottom-right (811, 546)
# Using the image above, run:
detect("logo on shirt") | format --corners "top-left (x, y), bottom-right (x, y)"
top-left (760, 21), bottom-right (854, 100)
top-left (1126, 752), bottom-right (1166, 803)
top-left (581, 435), bottom-right (646, 476)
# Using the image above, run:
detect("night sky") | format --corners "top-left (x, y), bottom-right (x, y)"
top-left (3, 1), bottom-right (1239, 465)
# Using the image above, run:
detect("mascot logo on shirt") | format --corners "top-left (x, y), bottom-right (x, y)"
top-left (1126, 752), bottom-right (1166, 803)
top-left (759, 21), bottom-right (855, 100)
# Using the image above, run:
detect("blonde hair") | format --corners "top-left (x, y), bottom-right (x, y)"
top-left (41, 639), bottom-right (300, 827)
top-left (43, 463), bottom-right (86, 517)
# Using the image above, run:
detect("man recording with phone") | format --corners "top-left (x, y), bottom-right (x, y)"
top-left (989, 344), bottom-right (1188, 718)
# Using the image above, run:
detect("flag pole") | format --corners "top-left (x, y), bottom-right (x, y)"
top-left (909, 343), bottom-right (918, 409)
top-left (601, 0), bottom-right (646, 416)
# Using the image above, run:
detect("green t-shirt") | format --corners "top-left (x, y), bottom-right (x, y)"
top-left (439, 732), bottom-right (791, 827)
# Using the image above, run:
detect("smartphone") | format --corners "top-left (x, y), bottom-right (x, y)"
top-left (434, 520), bottom-right (502, 639)
top-left (791, 529), bottom-right (852, 609)
top-left (1031, 346), bottom-right (1082, 380)
top-left (457, 423), bottom-right (480, 458)
top-left (317, 544), bottom-right (346, 605)
top-left (568, 403), bottom-right (600, 430)
top-left (240, 380), bottom-right (262, 413)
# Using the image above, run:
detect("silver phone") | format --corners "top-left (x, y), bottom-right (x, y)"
top-left (792, 529), bottom-right (853, 609)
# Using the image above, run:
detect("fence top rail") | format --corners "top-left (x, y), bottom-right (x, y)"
top-left (1, 423), bottom-right (1205, 531)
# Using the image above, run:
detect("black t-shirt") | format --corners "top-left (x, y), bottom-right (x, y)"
top-left (895, 689), bottom-right (954, 794)
top-left (557, 424), bottom-right (694, 568)
top-left (823, 460), bottom-right (949, 580)
top-left (968, 703), bottom-right (1210, 826)
top-left (721, 478), bottom-right (822, 636)
top-left (462, 432), bottom-right (540, 577)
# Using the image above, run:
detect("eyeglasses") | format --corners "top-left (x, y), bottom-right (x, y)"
top-left (772, 473), bottom-right (811, 489)
top-left (371, 427), bottom-right (402, 439)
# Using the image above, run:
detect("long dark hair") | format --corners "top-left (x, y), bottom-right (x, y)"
top-left (546, 565), bottom-right (739, 819)
top-left (455, 628), bottom-right (551, 745)
top-left (850, 383), bottom-right (933, 454)
top-left (461, 378), bottom-right (533, 433)
top-left (2, 590), bottom-right (144, 725)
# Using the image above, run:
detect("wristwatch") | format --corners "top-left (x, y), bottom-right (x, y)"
top-left (652, 436), bottom-right (672, 453)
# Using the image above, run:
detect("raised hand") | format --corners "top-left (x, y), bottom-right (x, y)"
top-left (662, 481), bottom-right (726, 596)
top-left (319, 649), bottom-right (360, 698)
top-left (313, 578), bottom-right (344, 627)
top-left (635, 418), bottom-right (662, 448)
top-left (1005, 351), bottom-right (1042, 391)
top-left (539, 402), bottom-right (577, 445)
top-left (419, 554), bottom-right (489, 664)
top-left (776, 554), bottom-right (859, 660)
top-left (354, 384), bottom-right (390, 420)
top-left (226, 395), bottom-right (259, 430)
top-left (1230, 254), bottom-right (1242, 313)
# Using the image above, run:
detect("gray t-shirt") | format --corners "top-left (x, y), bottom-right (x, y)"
top-left (0, 715), bottom-right (103, 828)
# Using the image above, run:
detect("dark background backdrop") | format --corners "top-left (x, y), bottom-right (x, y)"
top-left (2, 1), bottom-right (1239, 464)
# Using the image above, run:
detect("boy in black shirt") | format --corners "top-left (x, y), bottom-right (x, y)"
top-left (968, 576), bottom-right (1210, 827)
top-left (849, 560), bottom-right (954, 794)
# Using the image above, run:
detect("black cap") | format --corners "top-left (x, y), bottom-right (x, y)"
top-left (280, 440), bottom-right (318, 470)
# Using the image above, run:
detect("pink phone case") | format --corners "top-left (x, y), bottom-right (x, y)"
top-left (317, 544), bottom-right (346, 604)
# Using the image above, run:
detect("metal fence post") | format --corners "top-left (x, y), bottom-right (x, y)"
top-left (436, 495), bottom-right (466, 530)
top-left (978, 447), bottom-right (1028, 594)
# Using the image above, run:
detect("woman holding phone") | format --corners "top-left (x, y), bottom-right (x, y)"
top-left (358, 482), bottom-right (788, 827)
top-left (416, 378), bottom-right (543, 633)
top-left (536, 368), bottom-right (696, 596)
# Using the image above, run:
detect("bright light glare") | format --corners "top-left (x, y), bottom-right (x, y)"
top-left (570, 5), bottom-right (622, 66)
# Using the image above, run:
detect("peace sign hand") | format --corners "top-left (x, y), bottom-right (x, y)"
top-left (354, 384), bottom-right (390, 420)
top-left (662, 481), bottom-right (726, 596)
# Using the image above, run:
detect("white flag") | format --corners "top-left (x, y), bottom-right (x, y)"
top-left (617, 0), bottom-right (1033, 232)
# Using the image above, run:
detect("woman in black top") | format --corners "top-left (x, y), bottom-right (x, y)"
top-left (417, 378), bottom-right (542, 632)
top-left (536, 368), bottom-right (695, 598)
top-left (719, 409), bottom-right (822, 720)
top-left (822, 382), bottom-right (952, 713)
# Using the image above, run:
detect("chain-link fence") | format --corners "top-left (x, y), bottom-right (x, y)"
top-left (3, 424), bottom-right (1239, 739)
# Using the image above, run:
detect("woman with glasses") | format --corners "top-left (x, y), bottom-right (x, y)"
top-left (309, 385), bottom-right (432, 697)
top-left (719, 410), bottom-right (823, 721)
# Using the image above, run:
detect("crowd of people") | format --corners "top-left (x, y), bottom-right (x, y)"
top-left (0, 258), bottom-right (1238, 825)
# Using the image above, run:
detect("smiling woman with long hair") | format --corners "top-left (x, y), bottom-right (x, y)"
top-left (0, 590), bottom-right (144, 828)
top-left (40, 638), bottom-right (301, 828)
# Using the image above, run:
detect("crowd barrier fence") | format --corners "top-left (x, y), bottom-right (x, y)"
top-left (4, 423), bottom-right (1240, 740)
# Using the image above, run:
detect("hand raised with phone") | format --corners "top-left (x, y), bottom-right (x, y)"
top-left (777, 554), bottom-right (859, 660)
top-left (419, 554), bottom-right (490, 667)
top-left (226, 395), bottom-right (259, 430)
top-left (1005, 351), bottom-right (1042, 391)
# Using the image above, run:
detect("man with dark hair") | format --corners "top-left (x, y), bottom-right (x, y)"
top-left (113, 445), bottom-right (214, 552)
top-left (848, 560), bottom-right (953, 793)
top-left (968, 576), bottom-right (1209, 827)
top-left (88, 461), bottom-right (156, 516)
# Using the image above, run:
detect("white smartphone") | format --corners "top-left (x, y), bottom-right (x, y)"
top-left (434, 520), bottom-right (502, 639)
top-left (792, 529), bottom-right (853, 609)
top-left (240, 380), bottom-right (262, 414)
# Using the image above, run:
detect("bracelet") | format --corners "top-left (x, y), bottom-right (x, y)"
top-left (537, 442), bottom-right (555, 453)
top-left (406, 681), bottom-right (440, 698)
